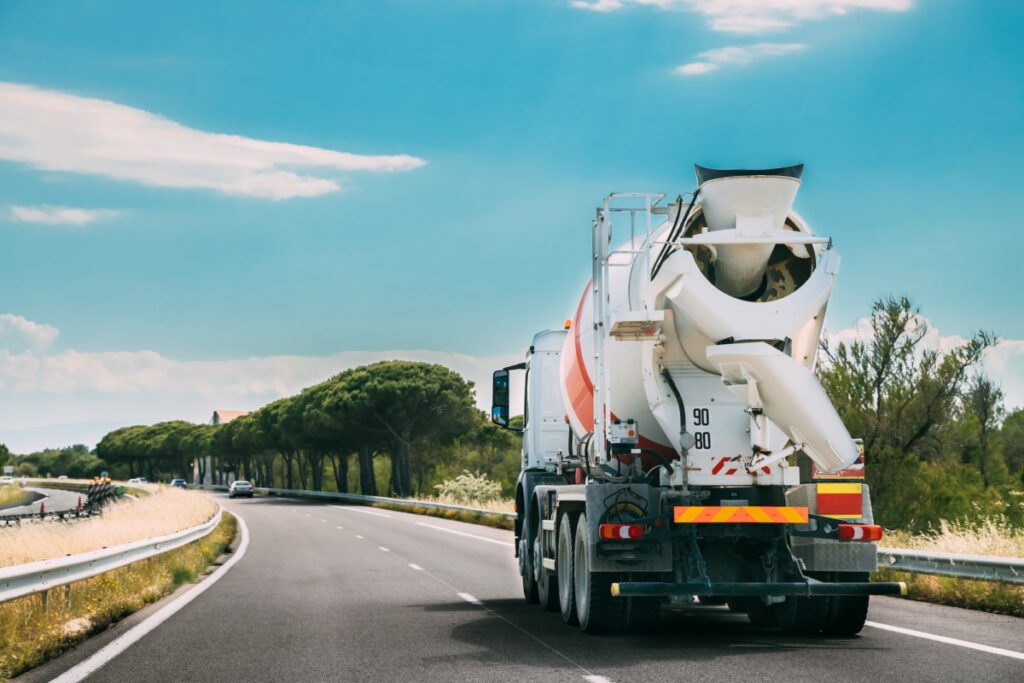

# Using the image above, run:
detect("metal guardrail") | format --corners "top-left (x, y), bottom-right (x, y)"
top-left (878, 547), bottom-right (1024, 585)
top-left (203, 484), bottom-right (517, 520)
top-left (0, 508), bottom-right (223, 604)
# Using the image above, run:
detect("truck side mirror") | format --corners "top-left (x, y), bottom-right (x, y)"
top-left (492, 370), bottom-right (511, 427)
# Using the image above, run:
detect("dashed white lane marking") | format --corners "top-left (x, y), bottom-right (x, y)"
top-left (865, 621), bottom-right (1024, 661)
top-left (408, 563), bottom-right (423, 571)
top-left (336, 525), bottom-right (344, 530)
top-left (49, 510), bottom-right (251, 683)
top-left (305, 513), bottom-right (311, 517)
top-left (320, 519), bottom-right (326, 523)
top-left (379, 546), bottom-right (391, 552)
top-left (355, 534), bottom-right (364, 539)
top-left (415, 522), bottom-right (514, 547)
top-left (330, 505), bottom-right (391, 518)
top-left (457, 592), bottom-right (483, 606)
top-left (584, 677), bottom-right (613, 683)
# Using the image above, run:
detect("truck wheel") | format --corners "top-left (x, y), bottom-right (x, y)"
top-left (735, 597), bottom-right (776, 626)
top-left (557, 512), bottom-right (579, 625)
top-left (823, 572), bottom-right (870, 636)
top-left (622, 581), bottom-right (660, 633)
top-left (573, 513), bottom-right (622, 634)
top-left (536, 514), bottom-right (558, 611)
top-left (774, 595), bottom-right (828, 635)
top-left (520, 534), bottom-right (539, 604)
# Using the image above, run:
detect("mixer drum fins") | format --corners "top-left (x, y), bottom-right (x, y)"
top-left (695, 164), bottom-right (804, 184)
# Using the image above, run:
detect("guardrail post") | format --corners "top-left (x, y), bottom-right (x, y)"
top-left (65, 583), bottom-right (73, 609)
top-left (41, 589), bottom-right (49, 611)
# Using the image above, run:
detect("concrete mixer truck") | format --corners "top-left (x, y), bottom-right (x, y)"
top-left (491, 164), bottom-right (905, 636)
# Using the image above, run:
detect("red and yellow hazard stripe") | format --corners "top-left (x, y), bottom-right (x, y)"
top-left (817, 483), bottom-right (864, 519)
top-left (673, 506), bottom-right (808, 524)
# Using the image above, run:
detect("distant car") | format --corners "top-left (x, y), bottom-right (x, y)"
top-left (228, 480), bottom-right (254, 499)
top-left (57, 475), bottom-right (68, 480)
top-left (170, 478), bottom-right (188, 489)
top-left (127, 477), bottom-right (148, 484)
top-left (0, 476), bottom-right (14, 485)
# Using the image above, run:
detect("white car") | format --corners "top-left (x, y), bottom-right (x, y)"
top-left (127, 477), bottom-right (148, 484)
top-left (228, 480), bottom-right (254, 499)
top-left (0, 476), bottom-right (14, 485)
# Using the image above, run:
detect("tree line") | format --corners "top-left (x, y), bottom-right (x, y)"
top-left (820, 296), bottom-right (1024, 531)
top-left (92, 360), bottom-right (520, 498)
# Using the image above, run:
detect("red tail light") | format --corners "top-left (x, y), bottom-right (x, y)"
top-left (838, 524), bottom-right (883, 542)
top-left (599, 523), bottom-right (645, 540)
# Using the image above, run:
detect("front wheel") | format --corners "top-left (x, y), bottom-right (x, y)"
top-left (573, 513), bottom-right (622, 633)
top-left (536, 514), bottom-right (558, 611)
top-left (520, 520), bottom-right (538, 604)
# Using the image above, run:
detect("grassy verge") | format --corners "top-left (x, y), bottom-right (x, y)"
top-left (873, 516), bottom-right (1024, 617)
top-left (0, 487), bottom-right (217, 567)
top-left (873, 567), bottom-right (1024, 617)
top-left (368, 501), bottom-right (514, 530)
top-left (0, 512), bottom-right (237, 680)
top-left (0, 484), bottom-right (30, 509)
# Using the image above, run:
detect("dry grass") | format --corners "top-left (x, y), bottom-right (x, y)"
top-left (0, 513), bottom-right (236, 680)
top-left (0, 487), bottom-right (217, 567)
top-left (883, 516), bottom-right (1024, 558)
top-left (420, 494), bottom-right (514, 514)
top-left (875, 516), bottom-right (1024, 617)
top-left (0, 484), bottom-right (29, 508)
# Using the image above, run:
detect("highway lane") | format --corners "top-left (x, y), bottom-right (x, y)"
top-left (26, 494), bottom-right (1024, 682)
top-left (0, 486), bottom-right (83, 516)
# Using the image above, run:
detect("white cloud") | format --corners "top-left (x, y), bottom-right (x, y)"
top-left (9, 204), bottom-right (121, 225)
top-left (675, 42), bottom-right (807, 75)
top-left (0, 313), bottom-right (525, 451)
top-left (0, 313), bottom-right (58, 350)
top-left (0, 82), bottom-right (426, 201)
top-left (570, 1), bottom-right (913, 34)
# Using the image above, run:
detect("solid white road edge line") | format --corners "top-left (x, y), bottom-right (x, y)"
top-left (329, 505), bottom-right (391, 518)
top-left (415, 522), bottom-right (515, 547)
top-left (864, 621), bottom-right (1024, 661)
top-left (48, 510), bottom-right (251, 683)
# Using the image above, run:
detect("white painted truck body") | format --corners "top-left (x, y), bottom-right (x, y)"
top-left (498, 165), bottom-right (902, 636)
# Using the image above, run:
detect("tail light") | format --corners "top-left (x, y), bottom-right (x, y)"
top-left (838, 524), bottom-right (883, 542)
top-left (599, 523), bottom-right (645, 540)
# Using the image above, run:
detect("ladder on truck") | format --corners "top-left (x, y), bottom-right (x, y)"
top-left (590, 192), bottom-right (667, 466)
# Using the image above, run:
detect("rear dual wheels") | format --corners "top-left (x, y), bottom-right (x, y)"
top-left (573, 512), bottom-right (622, 633)
top-left (557, 512), bottom-right (579, 625)
top-left (774, 572), bottom-right (870, 636)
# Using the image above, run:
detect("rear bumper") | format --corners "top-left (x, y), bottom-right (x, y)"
top-left (610, 580), bottom-right (906, 598)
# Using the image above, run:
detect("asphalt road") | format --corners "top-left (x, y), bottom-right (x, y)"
top-left (23, 494), bottom-right (1024, 682)
top-left (0, 486), bottom-right (83, 516)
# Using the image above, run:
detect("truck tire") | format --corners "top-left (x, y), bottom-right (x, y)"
top-left (520, 529), bottom-right (539, 604)
top-left (823, 572), bottom-right (870, 636)
top-left (622, 580), bottom-right (660, 633)
top-left (733, 597), bottom-right (776, 626)
top-left (573, 513), bottom-right (622, 634)
top-left (536, 514), bottom-right (558, 611)
top-left (774, 595), bottom-right (828, 635)
top-left (557, 512), bottom-right (579, 625)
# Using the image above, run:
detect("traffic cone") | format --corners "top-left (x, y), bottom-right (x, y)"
top-left (39, 501), bottom-right (45, 517)
top-left (76, 496), bottom-right (83, 513)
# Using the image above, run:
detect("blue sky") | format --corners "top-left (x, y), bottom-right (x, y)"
top-left (1, 1), bottom-right (1022, 451)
